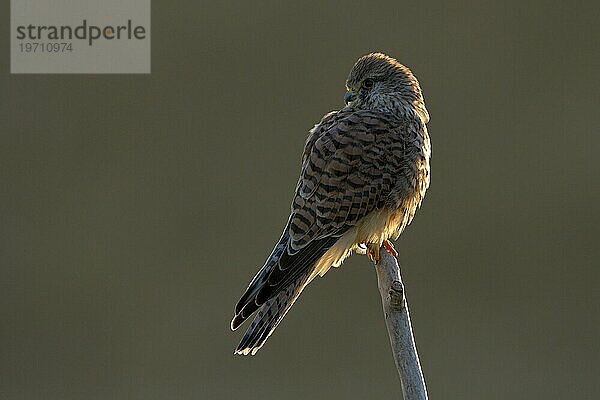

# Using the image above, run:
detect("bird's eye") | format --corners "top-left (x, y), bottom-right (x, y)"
top-left (362, 78), bottom-right (374, 89)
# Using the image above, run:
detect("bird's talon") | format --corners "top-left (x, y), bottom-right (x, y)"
top-left (366, 248), bottom-right (374, 262)
top-left (364, 243), bottom-right (381, 264)
top-left (383, 239), bottom-right (398, 257)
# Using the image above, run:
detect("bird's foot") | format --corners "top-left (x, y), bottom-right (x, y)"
top-left (365, 243), bottom-right (381, 265)
top-left (382, 239), bottom-right (398, 257)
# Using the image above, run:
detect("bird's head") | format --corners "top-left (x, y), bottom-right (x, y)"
top-left (344, 53), bottom-right (429, 122)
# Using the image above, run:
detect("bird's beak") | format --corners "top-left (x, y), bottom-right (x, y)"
top-left (344, 91), bottom-right (357, 105)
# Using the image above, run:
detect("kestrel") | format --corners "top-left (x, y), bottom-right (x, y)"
top-left (231, 53), bottom-right (431, 355)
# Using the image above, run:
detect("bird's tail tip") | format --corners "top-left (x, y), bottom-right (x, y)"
top-left (233, 346), bottom-right (261, 356)
top-left (232, 288), bottom-right (297, 356)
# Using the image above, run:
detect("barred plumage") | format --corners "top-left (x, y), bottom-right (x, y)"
top-left (232, 53), bottom-right (431, 355)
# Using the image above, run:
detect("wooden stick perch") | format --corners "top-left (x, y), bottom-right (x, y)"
top-left (374, 249), bottom-right (428, 400)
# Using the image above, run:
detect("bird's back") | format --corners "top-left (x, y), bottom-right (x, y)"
top-left (231, 108), bottom-right (429, 355)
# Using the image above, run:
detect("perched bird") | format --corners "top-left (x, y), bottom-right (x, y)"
top-left (231, 53), bottom-right (431, 355)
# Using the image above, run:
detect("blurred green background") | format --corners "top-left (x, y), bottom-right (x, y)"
top-left (2, 1), bottom-right (599, 399)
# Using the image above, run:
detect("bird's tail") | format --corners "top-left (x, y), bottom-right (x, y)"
top-left (231, 234), bottom-right (338, 355)
top-left (234, 273), bottom-right (309, 355)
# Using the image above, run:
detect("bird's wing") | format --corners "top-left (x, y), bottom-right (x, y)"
top-left (232, 109), bottom-right (414, 347)
top-left (258, 109), bottom-right (410, 301)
